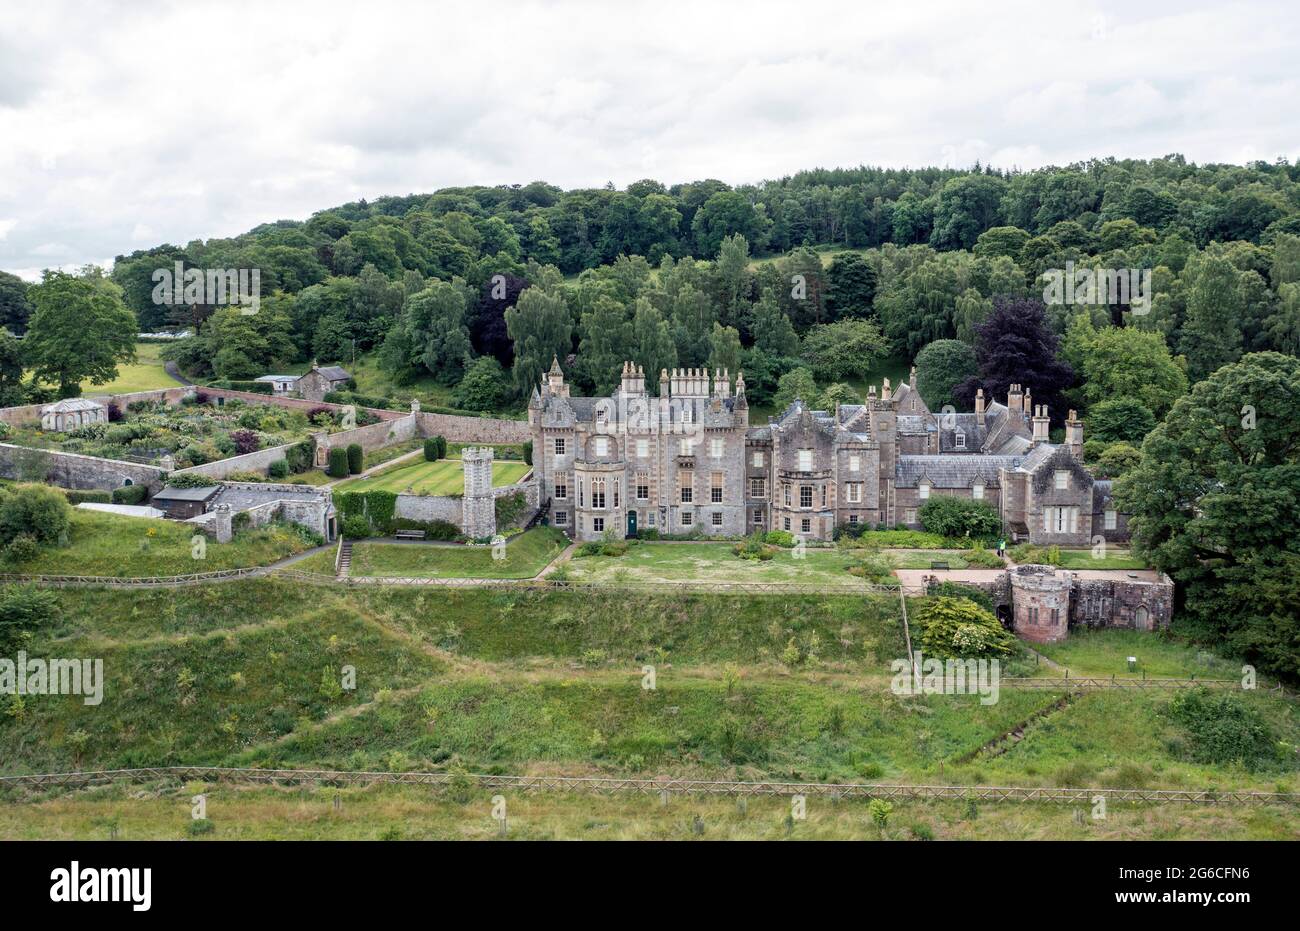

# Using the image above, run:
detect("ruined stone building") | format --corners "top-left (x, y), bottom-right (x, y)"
top-left (530, 359), bottom-right (1128, 545)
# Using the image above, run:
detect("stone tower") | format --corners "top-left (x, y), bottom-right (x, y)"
top-left (1009, 564), bottom-right (1072, 642)
top-left (461, 447), bottom-right (496, 539)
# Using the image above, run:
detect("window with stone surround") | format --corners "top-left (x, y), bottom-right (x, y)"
top-left (1105, 509), bottom-right (1117, 530)
top-left (637, 438), bottom-right (649, 457)
top-left (710, 438), bottom-right (723, 458)
top-left (711, 512), bottom-right (722, 527)
top-left (798, 449), bottom-right (813, 471)
top-left (752, 451), bottom-right (764, 467)
top-left (554, 438), bottom-right (566, 456)
top-left (594, 436), bottom-right (608, 457)
top-left (800, 485), bottom-right (813, 508)
top-left (591, 478), bottom-right (606, 510)
top-left (592, 517), bottom-right (604, 533)
top-left (1054, 469), bottom-right (1069, 490)
top-left (711, 471), bottom-right (724, 503)
top-left (680, 471), bottom-right (693, 503)
top-left (554, 481), bottom-right (568, 500)
top-left (750, 477), bottom-right (766, 498)
top-left (635, 472), bottom-right (649, 500)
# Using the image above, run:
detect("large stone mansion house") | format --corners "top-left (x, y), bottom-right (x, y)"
top-left (529, 359), bottom-right (1127, 545)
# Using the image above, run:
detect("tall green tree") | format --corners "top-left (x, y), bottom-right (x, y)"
top-left (1180, 254), bottom-right (1245, 382)
top-left (1062, 314), bottom-right (1188, 417)
top-left (800, 319), bottom-right (887, 382)
top-left (1115, 353), bottom-right (1300, 677)
top-left (401, 280), bottom-right (474, 384)
top-left (630, 297), bottom-right (677, 381)
top-left (24, 269), bottom-right (137, 397)
top-left (505, 285), bottom-right (572, 394)
top-left (914, 339), bottom-right (978, 409)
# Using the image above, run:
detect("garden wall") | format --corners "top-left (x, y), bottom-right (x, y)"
top-left (317, 415), bottom-right (419, 455)
top-left (393, 493), bottom-right (463, 525)
top-left (415, 411), bottom-right (529, 444)
top-left (0, 386), bottom-right (192, 427)
top-left (0, 442), bottom-right (168, 491)
top-left (201, 387), bottom-right (406, 421)
top-left (170, 442), bottom-right (297, 480)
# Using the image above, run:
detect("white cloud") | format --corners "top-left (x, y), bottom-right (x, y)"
top-left (0, 0), bottom-right (1297, 279)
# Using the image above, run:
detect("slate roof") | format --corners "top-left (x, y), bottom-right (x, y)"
top-left (895, 454), bottom-right (1022, 488)
top-left (896, 415), bottom-right (931, 435)
top-left (153, 484), bottom-right (222, 502)
top-left (315, 366), bottom-right (350, 381)
top-left (255, 375), bottom-right (299, 384)
top-left (210, 484), bottom-right (329, 511)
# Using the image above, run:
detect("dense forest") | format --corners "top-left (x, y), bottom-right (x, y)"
top-left (0, 154), bottom-right (1297, 676)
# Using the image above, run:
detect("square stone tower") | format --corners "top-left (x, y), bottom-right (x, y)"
top-left (461, 447), bottom-right (496, 539)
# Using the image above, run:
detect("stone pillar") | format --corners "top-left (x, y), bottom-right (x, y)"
top-left (461, 447), bottom-right (496, 539)
top-left (213, 503), bottom-right (233, 544)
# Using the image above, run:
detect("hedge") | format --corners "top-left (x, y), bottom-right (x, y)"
top-left (326, 447), bottom-right (350, 478)
top-left (111, 485), bottom-right (149, 505)
top-left (63, 489), bottom-right (111, 505)
top-left (346, 443), bottom-right (363, 474)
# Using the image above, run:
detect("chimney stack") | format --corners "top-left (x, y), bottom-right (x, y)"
top-left (1031, 404), bottom-right (1050, 445)
top-left (975, 388), bottom-right (986, 427)
top-left (1065, 409), bottom-right (1083, 458)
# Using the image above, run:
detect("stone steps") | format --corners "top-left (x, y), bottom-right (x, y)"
top-left (336, 541), bottom-right (353, 578)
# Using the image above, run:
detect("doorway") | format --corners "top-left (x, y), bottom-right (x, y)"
top-left (626, 510), bottom-right (637, 538)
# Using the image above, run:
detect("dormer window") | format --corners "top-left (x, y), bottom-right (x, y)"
top-left (954, 431), bottom-right (966, 449)
top-left (972, 481), bottom-right (984, 500)
top-left (1054, 469), bottom-right (1069, 490)
top-left (918, 480), bottom-right (931, 500)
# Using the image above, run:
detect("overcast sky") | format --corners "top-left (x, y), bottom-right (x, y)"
top-left (1, 0), bottom-right (1296, 279)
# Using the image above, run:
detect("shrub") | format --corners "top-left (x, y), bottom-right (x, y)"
top-left (111, 484), bottom-right (149, 505)
top-left (1166, 688), bottom-right (1281, 770)
top-left (733, 531), bottom-right (775, 561)
top-left (166, 473), bottom-right (217, 489)
top-left (930, 581), bottom-right (996, 613)
top-left (494, 491), bottom-right (528, 529)
top-left (229, 429), bottom-right (261, 455)
top-left (962, 545), bottom-right (1005, 568)
top-left (0, 483), bottom-right (72, 546)
top-left (764, 530), bottom-right (795, 548)
top-left (267, 460), bottom-right (289, 479)
top-left (346, 443), bottom-right (363, 475)
top-left (341, 514), bottom-right (371, 539)
top-left (848, 551), bottom-right (895, 582)
top-left (916, 596), bottom-right (1017, 658)
top-left (326, 447), bottom-right (350, 478)
top-left (3, 534), bottom-right (41, 564)
top-left (424, 438), bottom-right (439, 462)
top-left (919, 496), bottom-right (1002, 539)
top-left (574, 542), bottom-right (603, 557)
top-left (522, 440), bottom-right (533, 466)
top-left (0, 585), bottom-right (62, 652)
top-left (1010, 543), bottom-right (1061, 566)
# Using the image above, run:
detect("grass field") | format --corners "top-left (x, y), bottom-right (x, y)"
top-left (78, 343), bottom-right (181, 395)
top-left (559, 541), bottom-right (880, 587)
top-left (334, 457), bottom-right (531, 494)
top-left (1, 579), bottom-right (1295, 840)
top-left (5, 784), bottom-right (1296, 841)
top-left (1054, 548), bottom-right (1150, 570)
top-left (1, 508), bottom-right (316, 577)
top-left (1032, 628), bottom-right (1247, 679)
top-left (344, 527), bottom-right (567, 579)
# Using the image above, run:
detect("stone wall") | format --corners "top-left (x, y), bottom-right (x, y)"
top-left (0, 442), bottom-right (168, 491)
top-left (170, 443), bottom-right (297, 480)
top-left (416, 411), bottom-right (530, 445)
top-left (0, 386), bottom-right (192, 427)
top-left (317, 415), bottom-right (418, 455)
top-left (393, 494), bottom-right (463, 525)
top-left (200, 387), bottom-right (407, 421)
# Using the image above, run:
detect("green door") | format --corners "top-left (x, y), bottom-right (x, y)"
top-left (626, 510), bottom-right (637, 538)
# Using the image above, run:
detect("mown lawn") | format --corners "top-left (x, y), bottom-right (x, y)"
top-left (1033, 628), bottom-right (1244, 679)
top-left (2, 508), bottom-right (316, 577)
top-left (77, 343), bottom-right (181, 395)
top-left (334, 457), bottom-right (530, 494)
top-left (346, 526), bottom-right (567, 578)
top-left (560, 541), bottom-right (877, 587)
top-left (1053, 548), bottom-right (1150, 570)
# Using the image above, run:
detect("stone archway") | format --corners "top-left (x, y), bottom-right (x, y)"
top-left (1134, 605), bottom-right (1150, 631)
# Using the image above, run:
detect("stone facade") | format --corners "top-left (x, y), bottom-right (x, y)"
top-left (531, 360), bottom-right (1127, 544)
top-left (461, 446), bottom-right (497, 539)
top-left (0, 442), bottom-right (168, 492)
top-left (923, 565), bottom-right (1174, 643)
top-left (41, 398), bottom-right (108, 432)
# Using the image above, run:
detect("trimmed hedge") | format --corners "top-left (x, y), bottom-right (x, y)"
top-left (111, 484), bottom-right (149, 505)
top-left (326, 447), bottom-right (350, 478)
top-left (346, 443), bottom-right (363, 475)
top-left (268, 460), bottom-right (289, 479)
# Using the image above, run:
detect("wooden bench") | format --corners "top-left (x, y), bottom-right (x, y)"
top-left (394, 530), bottom-right (426, 540)
top-left (930, 560), bottom-right (950, 570)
